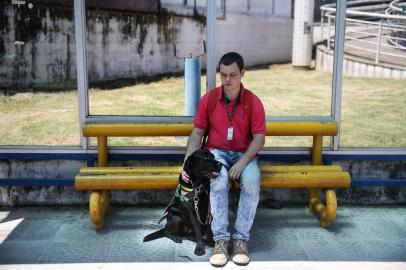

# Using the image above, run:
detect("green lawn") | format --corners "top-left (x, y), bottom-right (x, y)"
top-left (1, 63), bottom-right (405, 148)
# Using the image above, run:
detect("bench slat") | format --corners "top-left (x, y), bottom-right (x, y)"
top-left (83, 121), bottom-right (338, 137)
top-left (75, 172), bottom-right (350, 190)
top-left (79, 165), bottom-right (343, 175)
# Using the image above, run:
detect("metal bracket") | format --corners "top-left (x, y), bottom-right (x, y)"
top-left (174, 40), bottom-right (206, 59)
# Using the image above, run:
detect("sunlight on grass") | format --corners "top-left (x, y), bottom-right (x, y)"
top-left (0, 63), bottom-right (405, 147)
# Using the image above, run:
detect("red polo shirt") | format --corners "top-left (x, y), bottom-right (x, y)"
top-left (194, 83), bottom-right (266, 152)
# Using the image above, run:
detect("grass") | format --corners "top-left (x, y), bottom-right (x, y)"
top-left (0, 63), bottom-right (405, 148)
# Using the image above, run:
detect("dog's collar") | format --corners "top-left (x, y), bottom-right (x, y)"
top-left (175, 184), bottom-right (192, 202)
top-left (180, 184), bottom-right (194, 193)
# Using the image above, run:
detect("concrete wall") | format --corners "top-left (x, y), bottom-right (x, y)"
top-left (0, 3), bottom-right (205, 91)
top-left (316, 45), bottom-right (406, 79)
top-left (0, 1), bottom-right (293, 91)
top-left (216, 14), bottom-right (292, 67)
top-left (0, 159), bottom-right (405, 206)
top-left (163, 0), bottom-right (292, 18)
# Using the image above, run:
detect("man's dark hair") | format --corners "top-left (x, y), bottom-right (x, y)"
top-left (219, 52), bottom-right (244, 71)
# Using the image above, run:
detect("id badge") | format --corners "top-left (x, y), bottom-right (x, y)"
top-left (227, 127), bottom-right (233, 141)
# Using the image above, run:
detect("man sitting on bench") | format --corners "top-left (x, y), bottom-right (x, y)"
top-left (182, 52), bottom-right (266, 267)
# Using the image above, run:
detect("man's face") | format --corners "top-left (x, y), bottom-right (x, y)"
top-left (220, 63), bottom-right (245, 92)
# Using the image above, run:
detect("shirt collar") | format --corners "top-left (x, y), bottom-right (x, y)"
top-left (219, 83), bottom-right (245, 104)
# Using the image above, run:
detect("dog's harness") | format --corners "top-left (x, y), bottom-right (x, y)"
top-left (160, 182), bottom-right (212, 226)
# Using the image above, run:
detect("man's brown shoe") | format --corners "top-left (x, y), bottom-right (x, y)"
top-left (232, 239), bottom-right (250, 265)
top-left (209, 240), bottom-right (229, 267)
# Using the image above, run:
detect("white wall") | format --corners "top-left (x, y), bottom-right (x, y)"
top-left (216, 14), bottom-right (293, 67)
top-left (162, 0), bottom-right (292, 18)
top-left (1, 1), bottom-right (293, 89)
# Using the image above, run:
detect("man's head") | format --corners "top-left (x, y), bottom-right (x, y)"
top-left (219, 52), bottom-right (245, 93)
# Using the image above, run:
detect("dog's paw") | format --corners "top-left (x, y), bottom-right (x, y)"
top-left (174, 236), bottom-right (183, 243)
top-left (206, 239), bottom-right (215, 248)
top-left (194, 246), bottom-right (205, 256)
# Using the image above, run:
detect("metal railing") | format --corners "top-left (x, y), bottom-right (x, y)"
top-left (321, 0), bottom-right (406, 65)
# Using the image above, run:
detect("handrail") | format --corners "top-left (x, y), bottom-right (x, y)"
top-left (320, 0), bottom-right (406, 65)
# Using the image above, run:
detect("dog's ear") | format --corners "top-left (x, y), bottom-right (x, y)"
top-left (183, 155), bottom-right (193, 175)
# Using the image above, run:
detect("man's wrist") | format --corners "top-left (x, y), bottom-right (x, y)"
top-left (239, 155), bottom-right (250, 165)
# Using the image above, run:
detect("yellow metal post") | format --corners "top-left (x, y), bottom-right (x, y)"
top-left (89, 190), bottom-right (110, 230)
top-left (79, 165), bottom-right (344, 175)
top-left (312, 135), bottom-right (323, 165)
top-left (89, 136), bottom-right (110, 229)
top-left (97, 136), bottom-right (108, 167)
top-left (309, 188), bottom-right (319, 214)
top-left (309, 135), bottom-right (339, 228)
top-left (76, 171), bottom-right (351, 190)
top-left (310, 135), bottom-right (323, 215)
top-left (324, 189), bottom-right (337, 226)
top-left (89, 191), bottom-right (103, 229)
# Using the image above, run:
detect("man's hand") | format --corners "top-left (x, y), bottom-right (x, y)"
top-left (181, 169), bottom-right (190, 183)
top-left (228, 156), bottom-right (249, 181)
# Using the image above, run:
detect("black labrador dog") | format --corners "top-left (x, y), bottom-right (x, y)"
top-left (143, 149), bottom-right (222, 256)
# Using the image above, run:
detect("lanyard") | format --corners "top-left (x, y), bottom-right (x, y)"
top-left (225, 101), bottom-right (238, 127)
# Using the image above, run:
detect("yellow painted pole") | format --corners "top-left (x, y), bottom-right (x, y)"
top-left (90, 136), bottom-right (109, 230)
top-left (265, 121), bottom-right (338, 136)
top-left (75, 172), bottom-right (351, 190)
top-left (261, 165), bottom-right (342, 173)
top-left (79, 165), bottom-right (343, 175)
top-left (309, 188), bottom-right (319, 214)
top-left (325, 189), bottom-right (337, 223)
top-left (83, 121), bottom-right (338, 137)
top-left (310, 134), bottom-right (323, 216)
top-left (77, 175), bottom-right (179, 190)
top-left (312, 135), bottom-right (323, 165)
top-left (313, 200), bottom-right (328, 227)
top-left (101, 190), bottom-right (110, 216)
top-left (84, 123), bottom-right (194, 137)
top-left (261, 172), bottom-right (350, 188)
top-left (89, 191), bottom-right (104, 229)
top-left (97, 136), bottom-right (108, 167)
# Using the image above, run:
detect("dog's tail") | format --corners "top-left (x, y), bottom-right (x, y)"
top-left (143, 228), bottom-right (165, 242)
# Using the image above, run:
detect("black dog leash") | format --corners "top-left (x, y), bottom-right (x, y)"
top-left (190, 182), bottom-right (212, 226)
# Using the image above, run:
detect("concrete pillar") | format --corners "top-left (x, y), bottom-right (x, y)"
top-left (292, 0), bottom-right (315, 67)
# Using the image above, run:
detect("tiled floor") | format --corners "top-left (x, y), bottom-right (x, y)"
top-left (0, 204), bottom-right (405, 269)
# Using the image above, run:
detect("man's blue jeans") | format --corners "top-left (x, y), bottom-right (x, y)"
top-left (209, 149), bottom-right (261, 241)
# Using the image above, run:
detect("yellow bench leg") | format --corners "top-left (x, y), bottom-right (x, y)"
top-left (309, 188), bottom-right (319, 214)
top-left (89, 190), bottom-right (110, 229)
top-left (309, 189), bottom-right (337, 228)
top-left (324, 189), bottom-right (337, 226)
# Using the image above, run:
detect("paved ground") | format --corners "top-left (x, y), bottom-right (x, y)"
top-left (0, 204), bottom-right (406, 270)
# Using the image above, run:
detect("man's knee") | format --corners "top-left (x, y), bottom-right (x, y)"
top-left (240, 161), bottom-right (260, 195)
top-left (211, 166), bottom-right (229, 192)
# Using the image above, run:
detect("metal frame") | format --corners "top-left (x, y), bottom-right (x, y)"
top-left (1, 151), bottom-right (405, 187)
top-left (206, 0), bottom-right (217, 92)
top-left (1, 0), bottom-right (406, 155)
top-left (74, 0), bottom-right (89, 150)
top-left (322, 2), bottom-right (406, 63)
top-left (331, 0), bottom-right (346, 151)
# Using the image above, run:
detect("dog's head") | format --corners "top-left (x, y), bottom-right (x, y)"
top-left (183, 149), bottom-right (222, 186)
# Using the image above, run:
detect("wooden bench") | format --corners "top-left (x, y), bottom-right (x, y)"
top-left (75, 120), bottom-right (351, 229)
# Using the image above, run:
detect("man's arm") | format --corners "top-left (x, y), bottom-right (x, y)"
top-left (228, 133), bottom-right (265, 181)
top-left (184, 127), bottom-right (206, 163)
